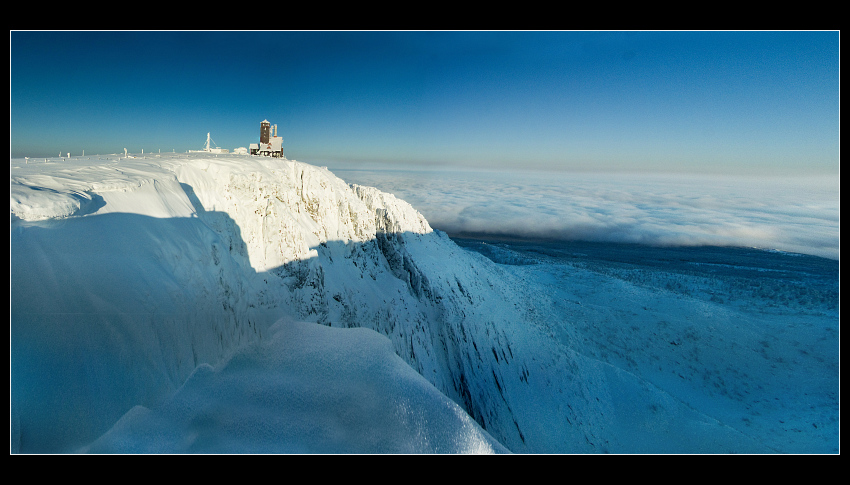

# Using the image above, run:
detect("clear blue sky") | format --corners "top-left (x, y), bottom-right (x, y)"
top-left (10, 30), bottom-right (839, 175)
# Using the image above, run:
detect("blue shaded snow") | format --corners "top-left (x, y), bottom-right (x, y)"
top-left (452, 236), bottom-right (839, 454)
top-left (79, 319), bottom-right (509, 454)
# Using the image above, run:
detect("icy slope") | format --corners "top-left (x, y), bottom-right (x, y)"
top-left (11, 153), bottom-right (782, 453)
top-left (79, 318), bottom-right (509, 454)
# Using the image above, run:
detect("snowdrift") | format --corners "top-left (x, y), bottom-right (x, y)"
top-left (79, 318), bottom-right (508, 454)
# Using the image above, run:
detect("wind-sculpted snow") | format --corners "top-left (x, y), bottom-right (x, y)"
top-left (10, 154), bottom-right (837, 453)
top-left (79, 319), bottom-right (509, 454)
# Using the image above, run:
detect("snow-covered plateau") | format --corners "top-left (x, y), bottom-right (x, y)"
top-left (10, 154), bottom-right (839, 454)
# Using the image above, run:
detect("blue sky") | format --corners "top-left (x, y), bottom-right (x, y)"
top-left (10, 30), bottom-right (839, 175)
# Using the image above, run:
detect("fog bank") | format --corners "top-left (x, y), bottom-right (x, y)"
top-left (324, 166), bottom-right (839, 260)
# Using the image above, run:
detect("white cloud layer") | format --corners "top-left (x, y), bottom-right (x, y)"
top-left (325, 165), bottom-right (840, 260)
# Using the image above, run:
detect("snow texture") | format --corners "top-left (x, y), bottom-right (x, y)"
top-left (10, 153), bottom-right (838, 454)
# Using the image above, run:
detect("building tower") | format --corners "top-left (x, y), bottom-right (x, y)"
top-left (260, 120), bottom-right (271, 145)
top-left (251, 119), bottom-right (283, 157)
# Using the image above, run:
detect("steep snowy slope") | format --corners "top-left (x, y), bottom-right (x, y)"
top-left (11, 154), bottom-right (782, 453)
top-left (79, 318), bottom-right (509, 454)
top-left (11, 157), bottom-right (263, 453)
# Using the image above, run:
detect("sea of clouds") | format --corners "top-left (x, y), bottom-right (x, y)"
top-left (323, 165), bottom-right (840, 260)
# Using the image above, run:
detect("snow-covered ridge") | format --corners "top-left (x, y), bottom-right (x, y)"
top-left (11, 154), bottom-right (534, 453)
top-left (12, 153), bottom-right (831, 454)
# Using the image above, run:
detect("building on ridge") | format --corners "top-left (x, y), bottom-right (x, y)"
top-left (250, 120), bottom-right (284, 157)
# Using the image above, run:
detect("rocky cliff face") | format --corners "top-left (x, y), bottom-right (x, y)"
top-left (168, 157), bottom-right (615, 453)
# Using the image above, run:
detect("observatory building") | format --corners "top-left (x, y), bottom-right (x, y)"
top-left (250, 120), bottom-right (284, 157)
